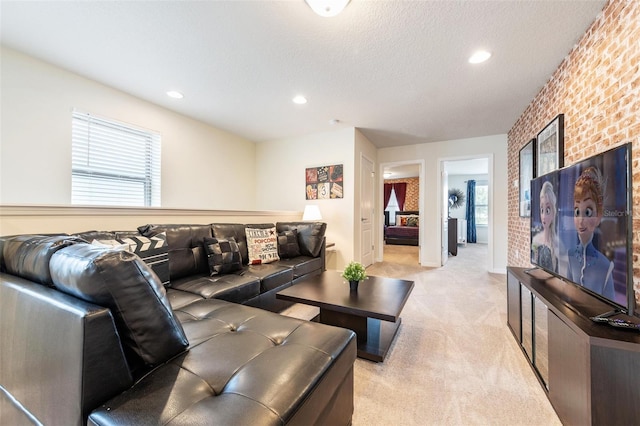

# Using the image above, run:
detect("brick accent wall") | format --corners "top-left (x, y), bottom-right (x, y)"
top-left (384, 177), bottom-right (419, 211)
top-left (508, 0), bottom-right (640, 310)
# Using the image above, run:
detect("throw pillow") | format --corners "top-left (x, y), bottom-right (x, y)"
top-left (90, 233), bottom-right (170, 285)
top-left (203, 237), bottom-right (242, 275)
top-left (117, 233), bottom-right (170, 285)
top-left (398, 216), bottom-right (409, 226)
top-left (277, 229), bottom-right (301, 259)
top-left (406, 215), bottom-right (419, 227)
top-left (245, 227), bottom-right (280, 264)
top-left (91, 239), bottom-right (129, 251)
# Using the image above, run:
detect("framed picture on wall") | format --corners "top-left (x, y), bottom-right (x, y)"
top-left (536, 114), bottom-right (564, 176)
top-left (305, 164), bottom-right (343, 200)
top-left (519, 138), bottom-right (536, 217)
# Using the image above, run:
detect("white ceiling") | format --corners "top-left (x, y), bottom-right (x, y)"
top-left (0, 0), bottom-right (606, 148)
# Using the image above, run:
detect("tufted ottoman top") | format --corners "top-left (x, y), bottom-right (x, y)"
top-left (88, 299), bottom-right (355, 425)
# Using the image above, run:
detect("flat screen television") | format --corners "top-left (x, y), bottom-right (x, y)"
top-left (530, 142), bottom-right (634, 316)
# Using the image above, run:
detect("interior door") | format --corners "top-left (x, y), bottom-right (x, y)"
top-left (360, 155), bottom-right (374, 267)
top-left (441, 169), bottom-right (449, 266)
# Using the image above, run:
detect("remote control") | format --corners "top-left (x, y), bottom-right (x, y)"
top-left (590, 316), bottom-right (610, 323)
top-left (607, 319), bottom-right (640, 331)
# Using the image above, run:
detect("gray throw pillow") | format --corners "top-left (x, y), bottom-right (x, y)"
top-left (203, 237), bottom-right (243, 275)
top-left (277, 230), bottom-right (301, 258)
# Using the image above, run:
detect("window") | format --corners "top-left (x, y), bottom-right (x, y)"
top-left (475, 183), bottom-right (488, 225)
top-left (385, 188), bottom-right (400, 224)
top-left (71, 111), bottom-right (161, 207)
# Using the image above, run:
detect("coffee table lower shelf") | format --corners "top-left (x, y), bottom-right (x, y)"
top-left (317, 309), bottom-right (403, 362)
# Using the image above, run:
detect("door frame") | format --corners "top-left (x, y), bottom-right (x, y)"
top-left (377, 159), bottom-right (425, 265)
top-left (360, 154), bottom-right (375, 266)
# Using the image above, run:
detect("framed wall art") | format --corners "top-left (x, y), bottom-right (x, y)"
top-left (519, 138), bottom-right (536, 217)
top-left (305, 164), bottom-right (343, 200)
top-left (536, 114), bottom-right (564, 176)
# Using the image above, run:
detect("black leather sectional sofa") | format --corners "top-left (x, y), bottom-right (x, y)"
top-left (0, 221), bottom-right (356, 425)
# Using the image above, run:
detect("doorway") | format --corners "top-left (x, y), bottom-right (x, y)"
top-left (441, 155), bottom-right (492, 269)
top-left (379, 161), bottom-right (424, 266)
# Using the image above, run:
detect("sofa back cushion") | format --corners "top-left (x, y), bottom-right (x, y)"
top-left (138, 224), bottom-right (212, 280)
top-left (276, 222), bottom-right (327, 257)
top-left (50, 244), bottom-right (189, 372)
top-left (0, 235), bottom-right (83, 285)
top-left (212, 223), bottom-right (274, 265)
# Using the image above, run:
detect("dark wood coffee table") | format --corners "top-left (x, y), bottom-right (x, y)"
top-left (276, 270), bottom-right (414, 362)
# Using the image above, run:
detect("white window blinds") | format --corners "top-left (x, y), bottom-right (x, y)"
top-left (72, 111), bottom-right (161, 207)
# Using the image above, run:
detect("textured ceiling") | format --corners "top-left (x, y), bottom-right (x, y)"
top-left (0, 0), bottom-right (606, 148)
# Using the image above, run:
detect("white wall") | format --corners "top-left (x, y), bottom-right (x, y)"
top-left (448, 173), bottom-right (489, 244)
top-left (1, 47), bottom-right (508, 273)
top-left (379, 135), bottom-right (508, 273)
top-left (0, 46), bottom-right (257, 210)
top-left (255, 128), bottom-right (356, 269)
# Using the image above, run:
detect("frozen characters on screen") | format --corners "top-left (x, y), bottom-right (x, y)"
top-left (567, 166), bottom-right (615, 300)
top-left (531, 181), bottom-right (558, 272)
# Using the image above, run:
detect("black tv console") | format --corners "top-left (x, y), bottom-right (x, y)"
top-left (507, 267), bottom-right (640, 425)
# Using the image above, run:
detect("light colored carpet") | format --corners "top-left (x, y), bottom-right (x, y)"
top-left (283, 244), bottom-right (561, 426)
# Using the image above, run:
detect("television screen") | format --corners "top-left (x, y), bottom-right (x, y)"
top-left (530, 143), bottom-right (633, 315)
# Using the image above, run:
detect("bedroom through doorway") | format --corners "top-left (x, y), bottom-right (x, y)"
top-left (382, 163), bottom-right (421, 267)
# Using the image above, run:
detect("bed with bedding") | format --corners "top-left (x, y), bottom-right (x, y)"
top-left (384, 210), bottom-right (419, 246)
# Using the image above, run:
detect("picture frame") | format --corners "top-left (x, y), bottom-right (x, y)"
top-left (536, 114), bottom-right (564, 176)
top-left (305, 164), bottom-right (343, 200)
top-left (519, 138), bottom-right (536, 217)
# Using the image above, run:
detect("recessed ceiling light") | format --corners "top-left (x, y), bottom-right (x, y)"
top-left (305, 0), bottom-right (351, 17)
top-left (469, 50), bottom-right (492, 64)
top-left (293, 95), bottom-right (308, 105)
top-left (166, 90), bottom-right (184, 99)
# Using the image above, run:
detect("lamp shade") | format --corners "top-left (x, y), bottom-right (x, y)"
top-left (302, 205), bottom-right (322, 221)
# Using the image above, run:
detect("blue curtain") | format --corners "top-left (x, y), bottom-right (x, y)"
top-left (466, 180), bottom-right (477, 243)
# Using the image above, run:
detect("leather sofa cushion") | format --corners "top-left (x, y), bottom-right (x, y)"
top-left (165, 288), bottom-right (205, 310)
top-left (0, 235), bottom-right (82, 285)
top-left (50, 244), bottom-right (189, 371)
top-left (276, 256), bottom-right (323, 279)
top-left (138, 224), bottom-right (212, 280)
top-left (170, 272), bottom-right (261, 303)
top-left (276, 222), bottom-right (327, 257)
top-left (246, 263), bottom-right (294, 292)
top-left (89, 299), bottom-right (355, 425)
top-left (211, 223), bottom-right (274, 265)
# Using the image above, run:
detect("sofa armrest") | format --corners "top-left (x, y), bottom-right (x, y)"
top-left (0, 274), bottom-right (133, 425)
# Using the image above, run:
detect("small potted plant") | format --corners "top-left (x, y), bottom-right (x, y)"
top-left (342, 261), bottom-right (367, 292)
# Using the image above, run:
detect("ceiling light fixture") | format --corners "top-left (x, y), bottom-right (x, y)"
top-left (305, 0), bottom-right (350, 17)
top-left (166, 90), bottom-right (184, 99)
top-left (468, 50), bottom-right (492, 64)
top-left (292, 95), bottom-right (308, 105)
